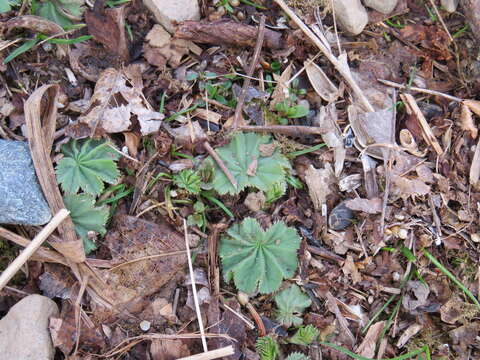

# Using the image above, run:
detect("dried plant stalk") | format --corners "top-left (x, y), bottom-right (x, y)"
top-left (24, 84), bottom-right (86, 262)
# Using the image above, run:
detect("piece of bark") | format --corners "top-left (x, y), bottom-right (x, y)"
top-left (175, 20), bottom-right (283, 49)
top-left (461, 0), bottom-right (480, 43)
top-left (85, 5), bottom-right (129, 62)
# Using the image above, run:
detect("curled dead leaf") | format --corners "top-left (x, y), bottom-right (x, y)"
top-left (305, 60), bottom-right (339, 103)
top-left (460, 103), bottom-right (478, 139)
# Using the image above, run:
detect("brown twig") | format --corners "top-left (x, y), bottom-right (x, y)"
top-left (240, 125), bottom-right (323, 136)
top-left (273, 0), bottom-right (375, 113)
top-left (232, 16), bottom-right (266, 129)
top-left (245, 302), bottom-right (267, 336)
top-left (203, 141), bottom-right (238, 189)
top-left (307, 245), bottom-right (345, 263)
top-left (378, 79), bottom-right (463, 102)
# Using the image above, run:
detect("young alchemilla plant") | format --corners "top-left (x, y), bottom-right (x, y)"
top-left (56, 139), bottom-right (120, 196)
top-left (274, 284), bottom-right (311, 327)
top-left (63, 194), bottom-right (109, 254)
top-left (56, 139), bottom-right (120, 254)
top-left (219, 218), bottom-right (301, 294)
top-left (209, 132), bottom-right (290, 195)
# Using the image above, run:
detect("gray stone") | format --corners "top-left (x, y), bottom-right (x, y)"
top-left (0, 295), bottom-right (59, 360)
top-left (0, 140), bottom-right (51, 225)
top-left (329, 202), bottom-right (355, 231)
top-left (441, 0), bottom-right (458, 12)
top-left (143, 0), bottom-right (200, 33)
top-left (363, 0), bottom-right (398, 14)
top-left (334, 0), bottom-right (369, 35)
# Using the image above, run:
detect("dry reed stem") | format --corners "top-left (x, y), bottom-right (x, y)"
top-left (0, 209), bottom-right (69, 291)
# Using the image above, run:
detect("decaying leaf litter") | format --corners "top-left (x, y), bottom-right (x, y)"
top-left (1, 0), bottom-right (480, 359)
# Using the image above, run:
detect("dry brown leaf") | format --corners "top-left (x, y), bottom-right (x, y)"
top-left (392, 175), bottom-right (430, 199)
top-left (342, 255), bottom-right (362, 284)
top-left (460, 103), bottom-right (478, 139)
top-left (79, 67), bottom-right (164, 136)
top-left (192, 108), bottom-right (222, 124)
top-left (396, 323), bottom-right (422, 348)
top-left (101, 215), bottom-right (187, 310)
top-left (305, 60), bottom-right (339, 103)
top-left (317, 104), bottom-right (345, 177)
top-left (304, 164), bottom-right (335, 211)
top-left (246, 156), bottom-right (258, 176)
top-left (470, 136), bottom-right (480, 187)
top-left (150, 338), bottom-right (190, 360)
top-left (463, 99), bottom-right (480, 117)
top-left (348, 105), bottom-right (396, 160)
top-left (123, 132), bottom-right (140, 158)
top-left (440, 298), bottom-right (478, 324)
top-left (244, 191), bottom-right (266, 212)
top-left (143, 25), bottom-right (189, 68)
top-left (356, 321), bottom-right (385, 358)
top-left (269, 63), bottom-right (292, 110)
top-left (344, 197), bottom-right (382, 214)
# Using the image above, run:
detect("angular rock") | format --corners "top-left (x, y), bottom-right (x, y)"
top-left (333, 0), bottom-right (369, 35)
top-left (143, 0), bottom-right (200, 33)
top-left (363, 0), bottom-right (398, 14)
top-left (441, 0), bottom-right (458, 12)
top-left (0, 295), bottom-right (59, 360)
top-left (0, 140), bottom-right (51, 225)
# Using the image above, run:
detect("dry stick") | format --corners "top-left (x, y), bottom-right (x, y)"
top-left (203, 141), bottom-right (237, 189)
top-left (178, 346), bottom-right (234, 360)
top-left (184, 220), bottom-right (208, 352)
top-left (0, 209), bottom-right (70, 291)
top-left (232, 15), bottom-right (266, 129)
top-left (402, 93), bottom-right (443, 156)
top-left (378, 79), bottom-right (463, 102)
top-left (0, 227), bottom-right (68, 265)
top-left (239, 125), bottom-right (323, 135)
top-left (274, 0), bottom-right (375, 113)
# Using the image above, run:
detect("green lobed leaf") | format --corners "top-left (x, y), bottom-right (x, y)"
top-left (285, 353), bottom-right (310, 360)
top-left (289, 325), bottom-right (319, 345)
top-left (56, 139), bottom-right (120, 195)
top-left (219, 218), bottom-right (301, 294)
top-left (255, 336), bottom-right (279, 360)
top-left (274, 284), bottom-right (311, 327)
top-left (63, 193), bottom-right (109, 254)
top-left (173, 169), bottom-right (202, 195)
top-left (0, 2), bottom-right (11, 13)
top-left (37, 1), bottom-right (73, 28)
top-left (210, 132), bottom-right (291, 195)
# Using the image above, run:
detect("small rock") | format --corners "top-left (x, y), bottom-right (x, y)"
top-left (333, 0), bottom-right (369, 35)
top-left (363, 0), bottom-right (398, 14)
top-left (143, 0), bottom-right (200, 33)
top-left (0, 140), bottom-right (51, 225)
top-left (329, 202), bottom-right (354, 231)
top-left (0, 295), bottom-right (59, 360)
top-left (441, 0), bottom-right (458, 12)
top-left (140, 320), bottom-right (151, 332)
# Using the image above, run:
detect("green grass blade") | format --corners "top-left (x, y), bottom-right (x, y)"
top-left (423, 249), bottom-right (480, 309)
top-left (202, 193), bottom-right (234, 218)
top-left (4, 38), bottom-right (39, 64)
top-left (45, 35), bottom-right (92, 44)
top-left (287, 143), bottom-right (326, 158)
top-left (319, 342), bottom-right (429, 360)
